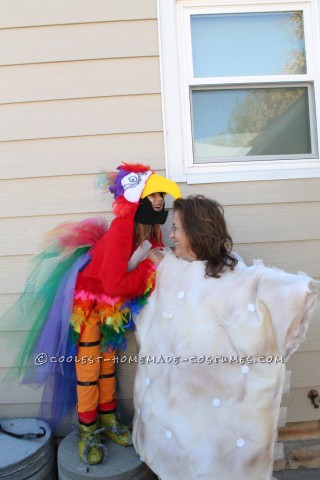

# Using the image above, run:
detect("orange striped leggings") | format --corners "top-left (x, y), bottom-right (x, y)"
top-left (76, 314), bottom-right (116, 422)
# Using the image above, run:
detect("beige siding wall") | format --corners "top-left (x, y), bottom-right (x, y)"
top-left (0, 0), bottom-right (319, 433)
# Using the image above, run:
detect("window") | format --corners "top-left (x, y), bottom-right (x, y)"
top-left (158, 0), bottom-right (320, 183)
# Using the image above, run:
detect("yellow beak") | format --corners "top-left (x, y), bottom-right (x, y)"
top-left (141, 173), bottom-right (181, 199)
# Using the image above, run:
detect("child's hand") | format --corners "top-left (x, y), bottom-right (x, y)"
top-left (147, 248), bottom-right (164, 266)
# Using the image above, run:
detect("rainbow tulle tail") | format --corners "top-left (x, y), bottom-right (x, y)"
top-left (3, 218), bottom-right (108, 431)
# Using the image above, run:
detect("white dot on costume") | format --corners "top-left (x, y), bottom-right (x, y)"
top-left (177, 290), bottom-right (185, 299)
top-left (138, 408), bottom-right (141, 415)
top-left (162, 308), bottom-right (175, 320)
top-left (241, 365), bottom-right (250, 374)
top-left (145, 377), bottom-right (151, 386)
top-left (212, 398), bottom-right (221, 407)
top-left (236, 438), bottom-right (246, 448)
top-left (165, 430), bottom-right (172, 439)
top-left (248, 303), bottom-right (256, 312)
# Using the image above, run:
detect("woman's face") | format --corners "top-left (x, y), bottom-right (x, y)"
top-left (170, 210), bottom-right (197, 261)
top-left (147, 192), bottom-right (165, 211)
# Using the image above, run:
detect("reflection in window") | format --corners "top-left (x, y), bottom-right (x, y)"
top-left (192, 88), bottom-right (311, 162)
top-left (191, 11), bottom-right (306, 77)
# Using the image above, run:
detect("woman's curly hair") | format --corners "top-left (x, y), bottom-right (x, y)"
top-left (173, 195), bottom-right (237, 278)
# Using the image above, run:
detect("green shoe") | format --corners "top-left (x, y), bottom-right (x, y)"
top-left (98, 412), bottom-right (132, 446)
top-left (78, 422), bottom-right (107, 465)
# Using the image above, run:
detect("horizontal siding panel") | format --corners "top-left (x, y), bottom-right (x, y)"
top-left (0, 0), bottom-right (157, 28)
top-left (181, 178), bottom-right (320, 205)
top-left (0, 256), bottom-right (33, 294)
top-left (0, 294), bottom-right (20, 328)
top-left (0, 175), bottom-right (109, 218)
top-left (235, 240), bottom-right (320, 278)
top-left (0, 186), bottom-right (168, 256)
top-left (0, 133), bottom-right (165, 180)
top-left (0, 170), bottom-right (163, 219)
top-left (0, 20), bottom-right (158, 66)
top-left (0, 293), bottom-right (19, 316)
top-left (286, 351), bottom-right (320, 388)
top-left (157, 203), bottom-right (320, 248)
top-left (225, 202), bottom-right (320, 243)
top-left (0, 190), bottom-right (169, 256)
top-left (287, 350), bottom-right (320, 393)
top-left (2, 159), bottom-right (320, 208)
top-left (296, 313), bottom-right (320, 352)
top-left (0, 57), bottom-right (160, 104)
top-left (0, 94), bottom-right (162, 141)
top-left (0, 332), bottom-right (33, 367)
top-left (0, 404), bottom-right (40, 416)
top-left (282, 385), bottom-right (320, 422)
top-left (0, 370), bottom-right (43, 403)
top-left (1, 216), bottom-right (170, 258)
top-left (0, 213), bottom-right (113, 257)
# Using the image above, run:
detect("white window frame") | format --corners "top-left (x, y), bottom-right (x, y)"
top-left (157, 0), bottom-right (320, 183)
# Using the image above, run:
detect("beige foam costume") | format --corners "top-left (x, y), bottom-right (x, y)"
top-left (133, 251), bottom-right (318, 480)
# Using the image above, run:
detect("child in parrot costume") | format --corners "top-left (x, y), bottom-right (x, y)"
top-left (4, 163), bottom-right (181, 465)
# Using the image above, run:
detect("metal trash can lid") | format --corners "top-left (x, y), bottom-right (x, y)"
top-left (0, 418), bottom-right (51, 476)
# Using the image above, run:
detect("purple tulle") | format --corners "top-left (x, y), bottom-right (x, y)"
top-left (22, 252), bottom-right (91, 432)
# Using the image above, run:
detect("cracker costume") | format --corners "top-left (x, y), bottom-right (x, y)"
top-left (133, 251), bottom-right (318, 480)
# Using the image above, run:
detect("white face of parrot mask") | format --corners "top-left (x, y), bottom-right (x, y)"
top-left (120, 171), bottom-right (152, 203)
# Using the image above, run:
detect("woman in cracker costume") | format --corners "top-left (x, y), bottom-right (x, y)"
top-left (5, 163), bottom-right (181, 465)
top-left (133, 195), bottom-right (318, 480)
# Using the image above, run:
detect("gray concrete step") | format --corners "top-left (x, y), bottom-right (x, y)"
top-left (57, 431), bottom-right (155, 480)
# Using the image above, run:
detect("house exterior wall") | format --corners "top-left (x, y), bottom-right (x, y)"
top-left (0, 0), bottom-right (319, 434)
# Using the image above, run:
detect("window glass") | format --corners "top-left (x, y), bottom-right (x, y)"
top-left (192, 87), bottom-right (311, 162)
top-left (191, 11), bottom-right (306, 77)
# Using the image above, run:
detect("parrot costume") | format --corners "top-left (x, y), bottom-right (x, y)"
top-left (4, 163), bottom-right (181, 465)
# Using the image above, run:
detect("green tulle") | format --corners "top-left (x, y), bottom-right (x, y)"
top-left (4, 245), bottom-right (88, 382)
top-left (68, 326), bottom-right (80, 347)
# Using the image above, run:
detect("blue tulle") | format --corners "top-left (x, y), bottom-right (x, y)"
top-left (20, 251), bottom-right (91, 432)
